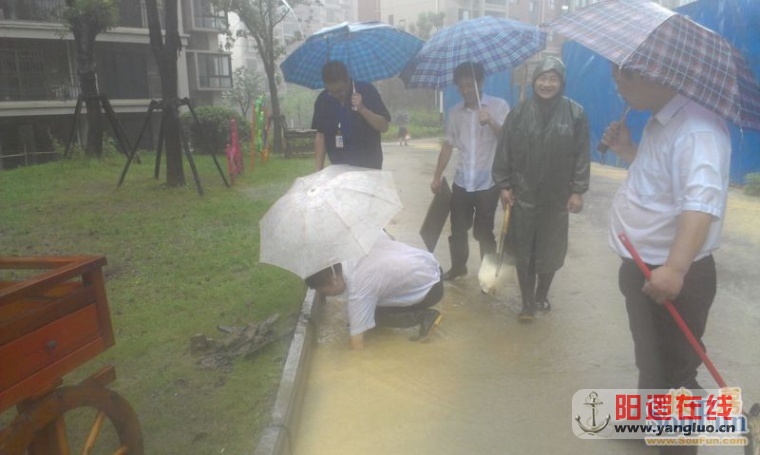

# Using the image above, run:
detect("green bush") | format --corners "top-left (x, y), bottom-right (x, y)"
top-left (180, 106), bottom-right (251, 155)
top-left (744, 173), bottom-right (760, 197)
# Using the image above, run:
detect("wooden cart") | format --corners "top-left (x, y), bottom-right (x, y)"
top-left (0, 256), bottom-right (143, 455)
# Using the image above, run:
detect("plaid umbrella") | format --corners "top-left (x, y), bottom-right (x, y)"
top-left (399, 17), bottom-right (546, 89)
top-left (280, 21), bottom-right (424, 90)
top-left (545, 0), bottom-right (760, 130)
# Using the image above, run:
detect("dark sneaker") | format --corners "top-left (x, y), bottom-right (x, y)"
top-left (442, 267), bottom-right (467, 281)
top-left (535, 299), bottom-right (551, 313)
top-left (412, 309), bottom-right (443, 342)
top-left (518, 304), bottom-right (535, 323)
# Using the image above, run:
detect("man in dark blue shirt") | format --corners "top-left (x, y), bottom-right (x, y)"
top-left (311, 61), bottom-right (391, 170)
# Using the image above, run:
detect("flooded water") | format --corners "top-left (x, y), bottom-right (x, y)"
top-left (293, 143), bottom-right (760, 455)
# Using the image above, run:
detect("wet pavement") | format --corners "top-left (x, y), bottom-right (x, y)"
top-left (293, 139), bottom-right (760, 455)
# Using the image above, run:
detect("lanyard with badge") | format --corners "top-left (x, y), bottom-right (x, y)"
top-left (335, 100), bottom-right (351, 150)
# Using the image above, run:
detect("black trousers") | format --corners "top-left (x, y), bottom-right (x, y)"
top-left (618, 255), bottom-right (716, 391)
top-left (516, 233), bottom-right (556, 306)
top-left (374, 278), bottom-right (444, 328)
top-left (449, 183), bottom-right (499, 270)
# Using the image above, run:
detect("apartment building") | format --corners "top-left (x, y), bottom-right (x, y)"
top-left (183, 0), bottom-right (232, 106)
top-left (0, 0), bottom-right (231, 169)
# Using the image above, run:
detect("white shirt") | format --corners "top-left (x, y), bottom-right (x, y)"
top-left (342, 233), bottom-right (441, 336)
top-left (445, 94), bottom-right (510, 192)
top-left (608, 94), bottom-right (731, 264)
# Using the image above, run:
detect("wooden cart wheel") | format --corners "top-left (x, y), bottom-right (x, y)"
top-left (0, 383), bottom-right (143, 455)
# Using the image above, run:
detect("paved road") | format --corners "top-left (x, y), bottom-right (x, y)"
top-left (294, 140), bottom-right (760, 455)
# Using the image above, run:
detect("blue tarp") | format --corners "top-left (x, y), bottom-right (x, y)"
top-left (563, 0), bottom-right (760, 184)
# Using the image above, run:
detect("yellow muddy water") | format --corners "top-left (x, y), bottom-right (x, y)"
top-left (293, 142), bottom-right (760, 455)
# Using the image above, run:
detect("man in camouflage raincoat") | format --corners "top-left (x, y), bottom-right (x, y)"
top-left (492, 56), bottom-right (590, 321)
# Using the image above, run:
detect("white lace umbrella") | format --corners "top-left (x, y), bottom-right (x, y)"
top-left (259, 165), bottom-right (403, 279)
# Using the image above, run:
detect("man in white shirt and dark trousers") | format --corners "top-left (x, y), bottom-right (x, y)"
top-left (602, 64), bottom-right (731, 455)
top-left (304, 232), bottom-right (444, 350)
top-left (431, 62), bottom-right (510, 281)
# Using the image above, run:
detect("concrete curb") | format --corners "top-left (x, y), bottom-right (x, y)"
top-left (253, 288), bottom-right (321, 455)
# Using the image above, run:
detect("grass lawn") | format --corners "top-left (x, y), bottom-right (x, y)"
top-left (0, 151), bottom-right (313, 453)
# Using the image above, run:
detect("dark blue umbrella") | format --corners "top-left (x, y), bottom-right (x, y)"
top-left (280, 21), bottom-right (424, 89)
top-left (400, 16), bottom-right (546, 89)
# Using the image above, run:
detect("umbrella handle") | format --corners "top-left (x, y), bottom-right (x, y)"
top-left (617, 233), bottom-right (728, 389)
top-left (597, 105), bottom-right (630, 153)
top-left (351, 80), bottom-right (358, 111)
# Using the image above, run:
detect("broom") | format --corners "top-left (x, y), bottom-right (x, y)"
top-left (618, 232), bottom-right (759, 453)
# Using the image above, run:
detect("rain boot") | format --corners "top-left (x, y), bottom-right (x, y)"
top-left (535, 272), bottom-right (555, 313)
top-left (443, 235), bottom-right (468, 280)
top-left (516, 263), bottom-right (537, 322)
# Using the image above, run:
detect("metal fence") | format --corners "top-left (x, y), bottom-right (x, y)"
top-left (0, 149), bottom-right (59, 170)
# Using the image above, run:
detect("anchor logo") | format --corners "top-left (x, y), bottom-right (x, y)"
top-left (575, 391), bottom-right (611, 435)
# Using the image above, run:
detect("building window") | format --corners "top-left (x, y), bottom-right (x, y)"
top-left (197, 54), bottom-right (232, 89)
top-left (0, 0), bottom-right (64, 22)
top-left (0, 48), bottom-right (46, 101)
top-left (484, 10), bottom-right (505, 17)
top-left (119, 0), bottom-right (150, 28)
top-left (458, 9), bottom-right (471, 20)
top-left (193, 0), bottom-right (227, 30)
top-left (101, 51), bottom-right (151, 99)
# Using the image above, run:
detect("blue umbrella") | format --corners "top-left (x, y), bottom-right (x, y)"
top-left (280, 21), bottom-right (424, 89)
top-left (400, 17), bottom-right (546, 89)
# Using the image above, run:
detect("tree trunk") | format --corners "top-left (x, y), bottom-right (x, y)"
top-left (162, 71), bottom-right (184, 187)
top-left (146, 0), bottom-right (185, 187)
top-left (263, 53), bottom-right (283, 154)
top-left (269, 81), bottom-right (283, 155)
top-left (71, 17), bottom-right (104, 157)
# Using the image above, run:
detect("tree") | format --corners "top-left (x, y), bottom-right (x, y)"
top-left (145, 0), bottom-right (186, 187)
top-left (217, 0), bottom-right (309, 154)
top-left (63, 0), bottom-right (118, 157)
top-left (412, 12), bottom-right (445, 40)
top-left (223, 67), bottom-right (264, 117)
top-left (279, 85), bottom-right (316, 129)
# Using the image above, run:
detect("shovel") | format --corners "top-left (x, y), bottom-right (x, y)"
top-left (618, 233), bottom-right (760, 453)
top-left (479, 205), bottom-right (511, 295)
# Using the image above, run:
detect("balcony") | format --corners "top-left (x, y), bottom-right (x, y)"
top-left (0, 0), bottom-right (156, 28)
top-left (0, 0), bottom-right (65, 22)
top-left (0, 45), bottom-right (160, 103)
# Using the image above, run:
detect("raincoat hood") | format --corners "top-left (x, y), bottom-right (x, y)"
top-left (532, 56), bottom-right (566, 86)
